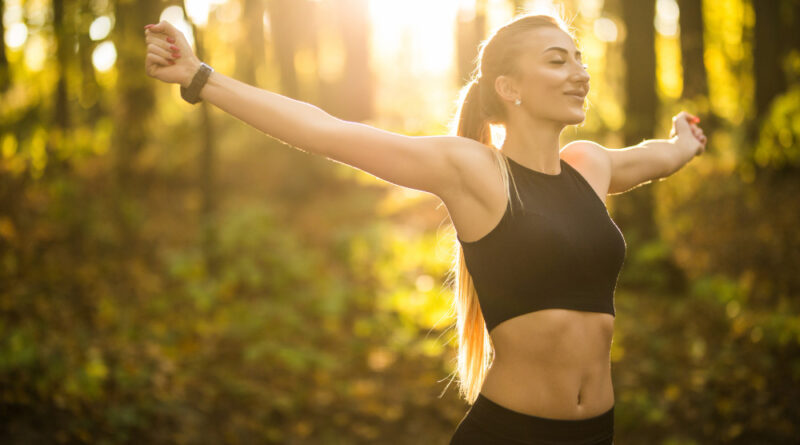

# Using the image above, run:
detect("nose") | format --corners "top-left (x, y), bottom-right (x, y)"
top-left (574, 64), bottom-right (590, 82)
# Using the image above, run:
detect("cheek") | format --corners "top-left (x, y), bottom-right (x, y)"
top-left (524, 68), bottom-right (567, 97)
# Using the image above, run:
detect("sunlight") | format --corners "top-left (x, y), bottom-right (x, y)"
top-left (184, 0), bottom-right (229, 27)
top-left (92, 41), bottom-right (117, 72)
top-left (4, 22), bottom-right (27, 49)
top-left (4, 0), bottom-right (27, 49)
top-left (368, 0), bottom-right (459, 75)
top-left (89, 16), bottom-right (113, 41)
top-left (23, 34), bottom-right (46, 71)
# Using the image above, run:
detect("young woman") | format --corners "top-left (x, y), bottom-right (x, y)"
top-left (144, 12), bottom-right (706, 445)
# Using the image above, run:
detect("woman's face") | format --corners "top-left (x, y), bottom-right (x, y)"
top-left (507, 27), bottom-right (591, 125)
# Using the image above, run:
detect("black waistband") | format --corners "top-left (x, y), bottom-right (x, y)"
top-left (467, 393), bottom-right (614, 444)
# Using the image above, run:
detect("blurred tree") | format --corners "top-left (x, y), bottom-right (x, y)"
top-left (77, 2), bottom-right (103, 121)
top-left (266, 0), bottom-right (307, 99)
top-left (749, 0), bottom-right (800, 168)
top-left (323, 0), bottom-right (373, 121)
top-left (110, 0), bottom-right (159, 242)
top-left (677, 0), bottom-right (709, 101)
top-left (0, 0), bottom-right (9, 92)
top-left (183, 6), bottom-right (221, 274)
top-left (456, 0), bottom-right (486, 83)
top-left (48, 0), bottom-right (71, 177)
top-left (752, 0), bottom-right (787, 124)
top-left (234, 0), bottom-right (268, 87)
top-left (611, 0), bottom-right (660, 272)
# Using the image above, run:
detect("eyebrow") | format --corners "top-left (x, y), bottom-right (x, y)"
top-left (543, 47), bottom-right (582, 58)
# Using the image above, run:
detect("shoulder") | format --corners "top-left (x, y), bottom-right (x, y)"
top-left (560, 140), bottom-right (612, 198)
top-left (560, 140), bottom-right (611, 172)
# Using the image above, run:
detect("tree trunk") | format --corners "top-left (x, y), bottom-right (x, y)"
top-left (676, 0), bottom-right (708, 100)
top-left (752, 0), bottom-right (786, 123)
top-left (234, 0), bottom-right (267, 86)
top-left (0, 0), bottom-right (9, 92)
top-left (110, 0), bottom-right (159, 240)
top-left (614, 0), bottom-right (659, 243)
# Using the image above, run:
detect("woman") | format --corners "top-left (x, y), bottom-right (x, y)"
top-left (144, 12), bottom-right (706, 445)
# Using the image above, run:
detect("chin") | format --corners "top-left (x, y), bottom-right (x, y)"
top-left (563, 112), bottom-right (586, 126)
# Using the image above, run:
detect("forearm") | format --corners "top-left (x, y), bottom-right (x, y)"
top-left (640, 137), bottom-right (697, 178)
top-left (181, 60), bottom-right (340, 155)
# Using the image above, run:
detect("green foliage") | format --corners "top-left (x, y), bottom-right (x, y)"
top-left (3, 0), bottom-right (800, 443)
top-left (753, 83), bottom-right (800, 170)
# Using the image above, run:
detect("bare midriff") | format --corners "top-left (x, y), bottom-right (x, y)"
top-left (479, 308), bottom-right (615, 420)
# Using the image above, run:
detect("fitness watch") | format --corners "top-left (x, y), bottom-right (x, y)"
top-left (180, 62), bottom-right (214, 104)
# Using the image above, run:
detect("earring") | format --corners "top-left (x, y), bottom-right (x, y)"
top-left (514, 98), bottom-right (522, 106)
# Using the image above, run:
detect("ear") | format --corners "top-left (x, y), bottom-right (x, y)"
top-left (494, 74), bottom-right (519, 104)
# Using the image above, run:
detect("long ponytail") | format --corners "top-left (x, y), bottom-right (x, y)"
top-left (443, 12), bottom-right (572, 405)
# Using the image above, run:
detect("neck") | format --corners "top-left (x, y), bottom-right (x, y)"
top-left (500, 113), bottom-right (565, 175)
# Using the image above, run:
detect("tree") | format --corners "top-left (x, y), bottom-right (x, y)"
top-left (613, 0), bottom-right (659, 247)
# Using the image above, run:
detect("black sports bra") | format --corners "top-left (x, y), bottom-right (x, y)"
top-left (457, 154), bottom-right (627, 334)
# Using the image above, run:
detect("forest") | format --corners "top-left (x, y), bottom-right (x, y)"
top-left (1, 0), bottom-right (799, 443)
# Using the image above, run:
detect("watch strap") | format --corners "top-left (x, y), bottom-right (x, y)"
top-left (180, 62), bottom-right (214, 104)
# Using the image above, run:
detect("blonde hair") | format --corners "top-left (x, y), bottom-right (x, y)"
top-left (443, 12), bottom-right (577, 405)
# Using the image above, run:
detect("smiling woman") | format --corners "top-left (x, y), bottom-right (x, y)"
top-left (143, 2), bottom-right (705, 442)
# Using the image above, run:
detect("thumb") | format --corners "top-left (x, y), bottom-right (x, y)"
top-left (672, 111), bottom-right (694, 134)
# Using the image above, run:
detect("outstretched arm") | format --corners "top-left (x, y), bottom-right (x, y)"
top-left (563, 111), bottom-right (707, 195)
top-left (143, 20), bottom-right (476, 201)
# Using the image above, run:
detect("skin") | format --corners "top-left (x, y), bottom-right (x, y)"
top-left (144, 20), bottom-right (707, 420)
top-left (496, 26), bottom-right (593, 175)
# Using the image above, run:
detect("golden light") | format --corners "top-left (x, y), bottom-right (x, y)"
top-left (4, 0), bottom-right (27, 49)
top-left (4, 22), bottom-right (27, 49)
top-left (184, 0), bottom-right (229, 28)
top-left (92, 41), bottom-right (117, 72)
top-left (655, 0), bottom-right (680, 37)
top-left (89, 16), bottom-right (113, 41)
top-left (368, 0), bottom-right (460, 75)
top-left (23, 34), bottom-right (46, 71)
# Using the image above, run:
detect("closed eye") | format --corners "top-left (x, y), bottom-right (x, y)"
top-left (551, 61), bottom-right (589, 69)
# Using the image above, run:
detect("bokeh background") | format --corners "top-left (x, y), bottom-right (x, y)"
top-left (2, 0), bottom-right (799, 443)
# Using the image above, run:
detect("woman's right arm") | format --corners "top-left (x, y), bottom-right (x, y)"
top-left (193, 65), bottom-right (470, 199)
top-left (144, 20), bottom-right (482, 202)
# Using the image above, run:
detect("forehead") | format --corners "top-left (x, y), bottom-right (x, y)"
top-left (521, 27), bottom-right (580, 56)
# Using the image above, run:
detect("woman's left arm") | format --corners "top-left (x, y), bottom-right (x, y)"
top-left (565, 111), bottom-right (707, 195)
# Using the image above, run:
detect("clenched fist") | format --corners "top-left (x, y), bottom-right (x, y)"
top-left (669, 111), bottom-right (707, 157)
top-left (143, 20), bottom-right (202, 88)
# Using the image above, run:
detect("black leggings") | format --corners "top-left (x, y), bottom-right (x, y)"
top-left (449, 393), bottom-right (614, 445)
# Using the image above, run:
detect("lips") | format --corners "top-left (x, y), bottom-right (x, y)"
top-left (565, 91), bottom-right (587, 98)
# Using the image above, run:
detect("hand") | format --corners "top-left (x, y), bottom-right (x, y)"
top-left (669, 111), bottom-right (707, 157)
top-left (144, 20), bottom-right (202, 87)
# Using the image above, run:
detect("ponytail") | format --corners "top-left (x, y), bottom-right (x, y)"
top-left (445, 77), bottom-right (519, 405)
top-left (456, 80), bottom-right (492, 145)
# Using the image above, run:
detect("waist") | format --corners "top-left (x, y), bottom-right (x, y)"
top-left (481, 359), bottom-right (615, 420)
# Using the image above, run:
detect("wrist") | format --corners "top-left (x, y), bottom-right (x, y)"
top-left (181, 58), bottom-right (203, 88)
top-left (672, 135), bottom-right (699, 158)
top-left (668, 136), bottom-right (698, 172)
